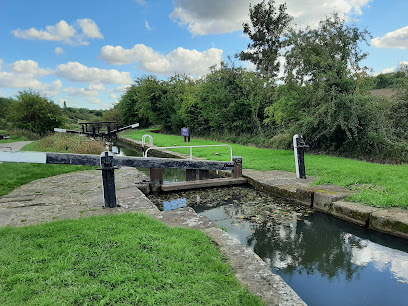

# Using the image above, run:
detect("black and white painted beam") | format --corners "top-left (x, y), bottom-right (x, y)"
top-left (0, 151), bottom-right (234, 171)
top-left (115, 123), bottom-right (139, 133)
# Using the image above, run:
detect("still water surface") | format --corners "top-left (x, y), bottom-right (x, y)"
top-left (114, 140), bottom-right (408, 305)
top-left (154, 187), bottom-right (408, 306)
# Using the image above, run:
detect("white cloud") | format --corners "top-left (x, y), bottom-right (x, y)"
top-left (63, 87), bottom-right (99, 96)
top-left (379, 61), bottom-right (408, 74)
top-left (55, 47), bottom-right (64, 55)
top-left (89, 81), bottom-right (106, 91)
top-left (0, 59), bottom-right (60, 95)
top-left (11, 60), bottom-right (52, 77)
top-left (13, 20), bottom-right (76, 43)
top-left (170, 0), bottom-right (371, 35)
top-left (77, 19), bottom-right (104, 39)
top-left (55, 62), bottom-right (132, 84)
top-left (145, 20), bottom-right (152, 31)
top-left (89, 97), bottom-right (102, 104)
top-left (100, 44), bottom-right (223, 76)
top-left (0, 70), bottom-right (62, 95)
top-left (12, 19), bottom-right (103, 45)
top-left (111, 93), bottom-right (118, 99)
top-left (111, 84), bottom-right (131, 93)
top-left (372, 26), bottom-right (408, 49)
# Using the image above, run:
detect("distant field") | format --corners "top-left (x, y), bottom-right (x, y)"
top-left (370, 88), bottom-right (398, 98)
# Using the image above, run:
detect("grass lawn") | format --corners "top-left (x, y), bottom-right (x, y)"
top-left (0, 134), bottom-right (103, 197)
top-left (123, 129), bottom-right (408, 209)
top-left (0, 136), bottom-right (29, 143)
top-left (0, 163), bottom-right (95, 197)
top-left (0, 213), bottom-right (262, 305)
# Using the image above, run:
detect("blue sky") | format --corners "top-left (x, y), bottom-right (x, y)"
top-left (1, 0), bottom-right (407, 110)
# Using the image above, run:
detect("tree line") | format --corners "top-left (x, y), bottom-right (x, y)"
top-left (0, 90), bottom-right (106, 135)
top-left (1, 1), bottom-right (407, 162)
top-left (112, 0), bottom-right (408, 162)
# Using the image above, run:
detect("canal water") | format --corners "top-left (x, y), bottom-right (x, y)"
top-left (114, 140), bottom-right (408, 305)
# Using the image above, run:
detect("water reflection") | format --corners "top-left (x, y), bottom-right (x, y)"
top-left (163, 198), bottom-right (187, 211)
top-left (347, 234), bottom-right (408, 283)
top-left (248, 215), bottom-right (365, 280)
top-left (151, 187), bottom-right (408, 305)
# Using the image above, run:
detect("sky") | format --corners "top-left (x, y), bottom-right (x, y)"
top-left (1, 0), bottom-right (408, 110)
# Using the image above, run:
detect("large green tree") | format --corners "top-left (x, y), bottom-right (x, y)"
top-left (237, 0), bottom-right (292, 80)
top-left (7, 90), bottom-right (65, 135)
top-left (285, 13), bottom-right (371, 91)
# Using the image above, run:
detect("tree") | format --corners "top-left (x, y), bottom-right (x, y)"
top-left (285, 13), bottom-right (371, 92)
top-left (7, 90), bottom-right (65, 135)
top-left (237, 0), bottom-right (292, 80)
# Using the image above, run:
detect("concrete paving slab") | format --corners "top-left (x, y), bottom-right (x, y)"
top-left (370, 208), bottom-right (408, 239)
top-left (332, 201), bottom-right (382, 226)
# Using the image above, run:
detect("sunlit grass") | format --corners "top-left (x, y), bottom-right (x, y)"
top-left (0, 213), bottom-right (262, 305)
top-left (0, 134), bottom-right (103, 197)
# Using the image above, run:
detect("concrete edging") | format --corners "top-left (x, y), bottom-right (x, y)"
top-left (241, 170), bottom-right (408, 240)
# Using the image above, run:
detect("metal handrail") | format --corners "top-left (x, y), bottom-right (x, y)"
top-left (142, 134), bottom-right (153, 147)
top-left (144, 144), bottom-right (233, 161)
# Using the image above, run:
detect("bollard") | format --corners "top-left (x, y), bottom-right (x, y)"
top-left (99, 151), bottom-right (117, 208)
top-left (293, 134), bottom-right (308, 179)
top-left (232, 156), bottom-right (243, 178)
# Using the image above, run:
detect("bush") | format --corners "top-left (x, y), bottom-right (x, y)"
top-left (268, 133), bottom-right (293, 149)
top-left (7, 90), bottom-right (65, 135)
top-left (7, 129), bottom-right (41, 140)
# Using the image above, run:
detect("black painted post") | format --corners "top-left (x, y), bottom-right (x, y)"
top-left (293, 134), bottom-right (308, 179)
top-left (232, 156), bottom-right (243, 178)
top-left (100, 151), bottom-right (117, 208)
top-left (107, 123), bottom-right (111, 139)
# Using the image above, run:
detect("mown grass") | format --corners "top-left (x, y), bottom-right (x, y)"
top-left (0, 136), bottom-right (29, 143)
top-left (124, 129), bottom-right (408, 209)
top-left (0, 163), bottom-right (95, 197)
top-left (0, 129), bottom-right (40, 142)
top-left (0, 134), bottom-right (104, 197)
top-left (0, 213), bottom-right (262, 305)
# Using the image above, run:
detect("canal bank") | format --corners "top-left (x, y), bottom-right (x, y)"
top-left (118, 135), bottom-right (408, 240)
top-left (0, 168), bottom-right (305, 305)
